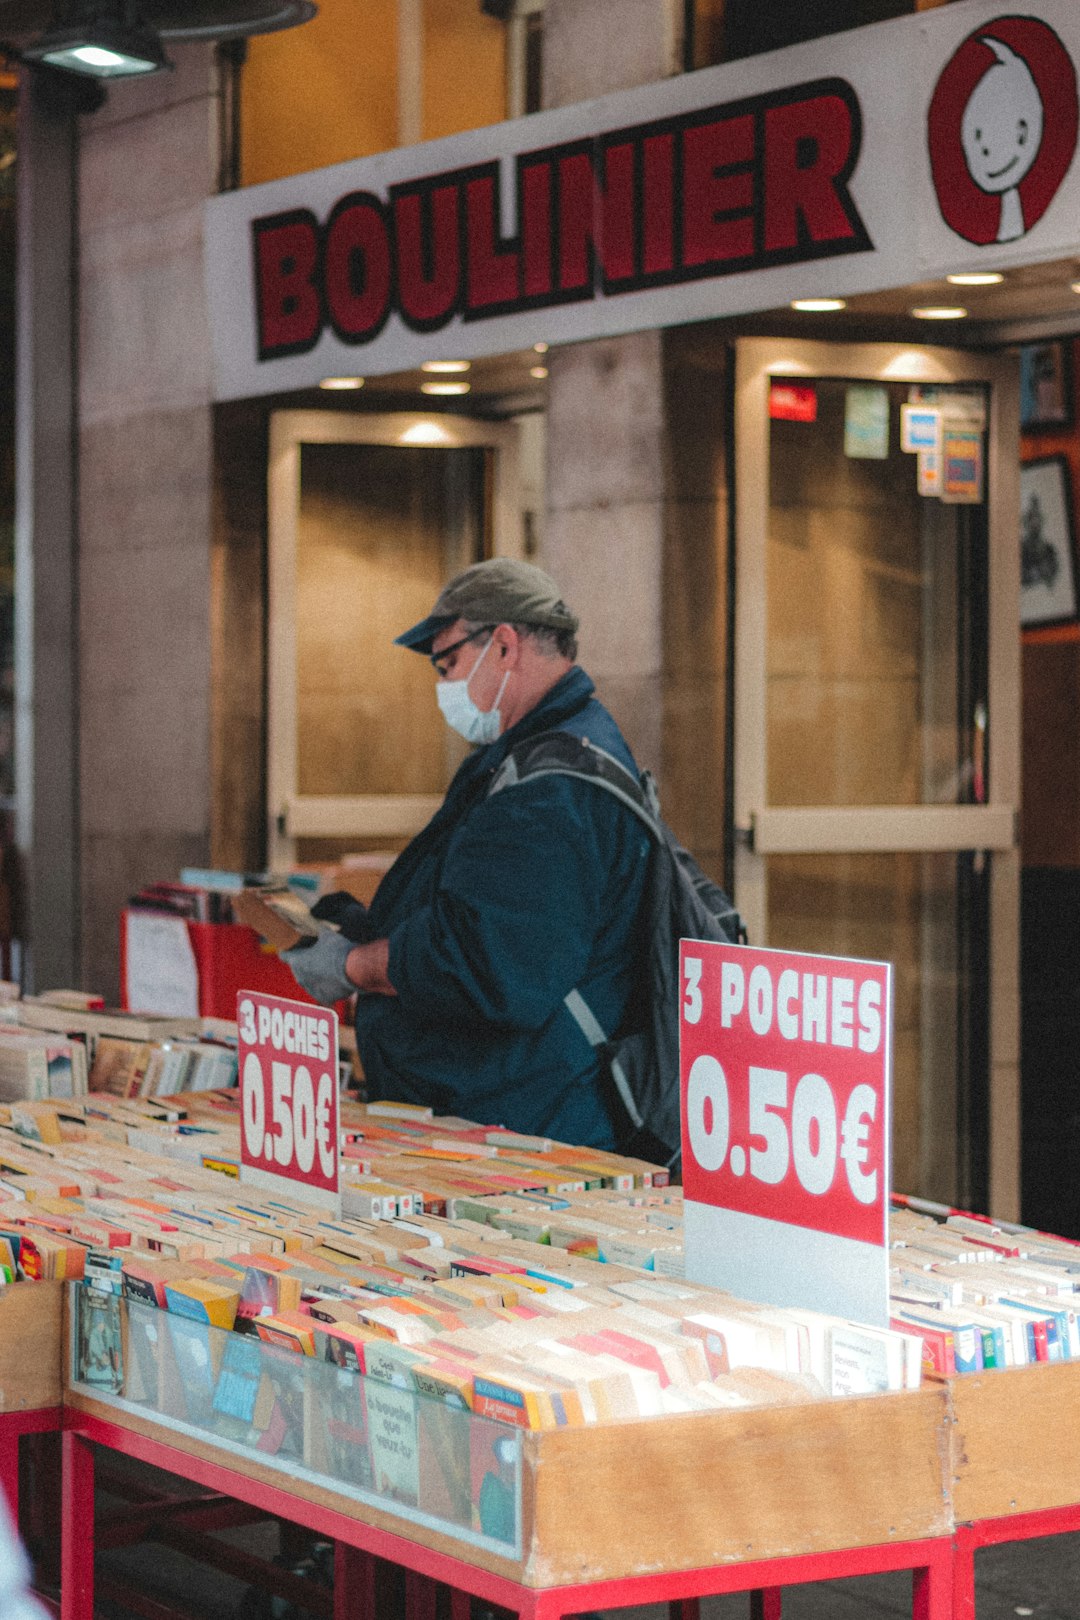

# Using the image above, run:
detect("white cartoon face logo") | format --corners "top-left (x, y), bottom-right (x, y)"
top-left (929, 19), bottom-right (1077, 249)
top-left (960, 39), bottom-right (1044, 240)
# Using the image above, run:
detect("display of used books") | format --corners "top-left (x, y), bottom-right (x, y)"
top-left (0, 995), bottom-right (237, 1104)
top-left (74, 1283), bottom-right (518, 1550)
top-left (2, 1070), bottom-right (1079, 1478)
top-left (0, 1028), bottom-right (88, 1102)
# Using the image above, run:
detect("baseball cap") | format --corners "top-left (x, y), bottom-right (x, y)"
top-left (394, 558), bottom-right (579, 654)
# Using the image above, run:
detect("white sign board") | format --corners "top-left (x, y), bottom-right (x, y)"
top-left (205, 1), bottom-right (1080, 400)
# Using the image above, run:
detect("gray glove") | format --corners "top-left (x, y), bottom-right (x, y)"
top-left (281, 929), bottom-right (354, 1005)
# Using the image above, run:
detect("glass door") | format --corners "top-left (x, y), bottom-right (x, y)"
top-left (734, 340), bottom-right (1020, 1214)
top-left (267, 410), bottom-right (522, 867)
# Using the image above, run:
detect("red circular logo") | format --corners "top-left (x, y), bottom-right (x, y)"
top-left (928, 15), bottom-right (1078, 246)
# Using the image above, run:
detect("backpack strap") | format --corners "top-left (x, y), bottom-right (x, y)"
top-left (563, 988), bottom-right (645, 1132)
top-left (488, 729), bottom-right (663, 841)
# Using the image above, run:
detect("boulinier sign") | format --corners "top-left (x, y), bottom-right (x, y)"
top-left (205, 0), bottom-right (1080, 401)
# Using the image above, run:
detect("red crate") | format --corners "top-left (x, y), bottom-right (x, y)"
top-left (121, 912), bottom-right (337, 1020)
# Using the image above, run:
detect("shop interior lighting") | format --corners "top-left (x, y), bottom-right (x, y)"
top-left (23, 9), bottom-right (170, 76)
top-left (400, 422), bottom-right (452, 445)
top-left (420, 360), bottom-right (471, 373)
top-left (911, 306), bottom-right (968, 320)
top-left (533, 341), bottom-right (549, 353)
top-left (946, 273), bottom-right (1004, 286)
top-left (420, 381), bottom-right (470, 395)
top-left (790, 298), bottom-right (846, 312)
top-left (1071, 280), bottom-right (1080, 295)
top-left (319, 376), bottom-right (364, 390)
top-left (530, 366), bottom-right (548, 379)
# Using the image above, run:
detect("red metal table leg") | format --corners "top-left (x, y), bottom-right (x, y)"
top-left (952, 1528), bottom-right (977, 1620)
top-left (405, 1569), bottom-right (439, 1620)
top-left (60, 1431), bottom-right (94, 1620)
top-left (750, 1589), bottom-right (782, 1620)
top-left (0, 1425), bottom-right (18, 1520)
top-left (448, 1587), bottom-right (472, 1620)
top-left (335, 1542), bottom-right (376, 1620)
top-left (911, 1538), bottom-right (953, 1620)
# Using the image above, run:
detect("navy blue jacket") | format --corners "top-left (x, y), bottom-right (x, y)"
top-left (354, 667), bottom-right (650, 1147)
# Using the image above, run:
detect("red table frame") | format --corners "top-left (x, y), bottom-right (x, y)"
top-left (952, 1505), bottom-right (1080, 1620)
top-left (0, 1407), bottom-right (62, 1520)
top-left (59, 1411), bottom-right (954, 1620)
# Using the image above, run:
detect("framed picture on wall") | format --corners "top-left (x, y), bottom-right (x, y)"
top-left (1021, 456), bottom-right (1079, 628)
top-left (1020, 341), bottom-right (1074, 431)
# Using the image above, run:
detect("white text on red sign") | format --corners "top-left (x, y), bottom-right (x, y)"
top-left (237, 991), bottom-right (340, 1200)
top-left (679, 942), bottom-right (890, 1248)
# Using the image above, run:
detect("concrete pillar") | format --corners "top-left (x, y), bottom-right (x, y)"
top-left (541, 0), bottom-right (682, 774)
top-left (77, 46), bottom-right (219, 998)
top-left (14, 72), bottom-right (80, 992)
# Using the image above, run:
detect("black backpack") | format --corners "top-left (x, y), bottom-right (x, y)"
top-left (488, 729), bottom-right (745, 1169)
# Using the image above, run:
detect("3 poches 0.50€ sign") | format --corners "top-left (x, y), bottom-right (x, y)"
top-left (237, 991), bottom-right (340, 1211)
top-left (679, 941), bottom-right (892, 1326)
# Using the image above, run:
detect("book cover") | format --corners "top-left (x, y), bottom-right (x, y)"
top-left (76, 1285), bottom-right (124, 1391)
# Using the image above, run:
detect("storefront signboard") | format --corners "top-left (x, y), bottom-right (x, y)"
top-left (237, 990), bottom-right (341, 1211)
top-left (680, 940), bottom-right (891, 1326)
top-left (206, 0), bottom-right (1080, 401)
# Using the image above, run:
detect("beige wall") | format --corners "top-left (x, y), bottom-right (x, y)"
top-left (78, 46), bottom-right (220, 997)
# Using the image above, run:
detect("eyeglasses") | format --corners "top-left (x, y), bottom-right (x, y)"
top-left (428, 625), bottom-right (494, 678)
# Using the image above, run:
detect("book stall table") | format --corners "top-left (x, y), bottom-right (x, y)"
top-left (948, 1359), bottom-right (1080, 1619)
top-left (59, 1283), bottom-right (955, 1620)
top-left (0, 1280), bottom-right (63, 1517)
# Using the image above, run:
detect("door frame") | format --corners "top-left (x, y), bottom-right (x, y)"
top-left (733, 338), bottom-right (1021, 1216)
top-left (267, 409), bottom-right (522, 868)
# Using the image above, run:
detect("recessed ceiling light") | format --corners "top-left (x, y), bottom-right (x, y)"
top-left (420, 359), bottom-right (471, 374)
top-left (530, 366), bottom-right (548, 380)
top-left (533, 341), bottom-right (549, 354)
top-left (401, 422), bottom-right (452, 445)
top-left (790, 298), bottom-right (846, 312)
top-left (946, 273), bottom-right (1004, 286)
top-left (319, 376), bottom-right (364, 390)
top-left (420, 380), bottom-right (470, 396)
top-left (1071, 280), bottom-right (1080, 295)
top-left (912, 306), bottom-right (967, 320)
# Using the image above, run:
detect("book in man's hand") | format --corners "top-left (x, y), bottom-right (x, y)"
top-left (231, 886), bottom-right (334, 953)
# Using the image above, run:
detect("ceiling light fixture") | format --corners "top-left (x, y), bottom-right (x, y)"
top-left (420, 359), bottom-right (471, 374)
top-left (1071, 280), bottom-right (1080, 295)
top-left (946, 272), bottom-right (1004, 286)
top-left (20, 0), bottom-right (316, 81)
top-left (421, 381), bottom-right (470, 396)
top-left (24, 11), bottom-right (170, 76)
top-left (533, 341), bottom-right (549, 354)
top-left (790, 298), bottom-right (846, 313)
top-left (530, 366), bottom-right (548, 380)
top-left (911, 306), bottom-right (967, 320)
top-left (319, 376), bottom-right (364, 391)
top-left (401, 422), bottom-right (452, 445)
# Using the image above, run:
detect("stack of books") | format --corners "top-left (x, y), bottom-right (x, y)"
top-left (0, 997), bottom-right (239, 1102)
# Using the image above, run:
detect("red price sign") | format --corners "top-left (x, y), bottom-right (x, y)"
top-left (237, 991), bottom-right (340, 1210)
top-left (679, 940), bottom-right (892, 1325)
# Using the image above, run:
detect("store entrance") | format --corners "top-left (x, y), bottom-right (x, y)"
top-left (734, 340), bottom-right (1020, 1212)
top-left (266, 410), bottom-right (522, 869)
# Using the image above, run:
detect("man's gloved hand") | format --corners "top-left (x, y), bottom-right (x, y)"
top-left (311, 891), bottom-right (374, 943)
top-left (281, 929), bottom-right (354, 1005)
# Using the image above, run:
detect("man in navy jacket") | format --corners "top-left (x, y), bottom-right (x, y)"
top-left (285, 559), bottom-right (650, 1149)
